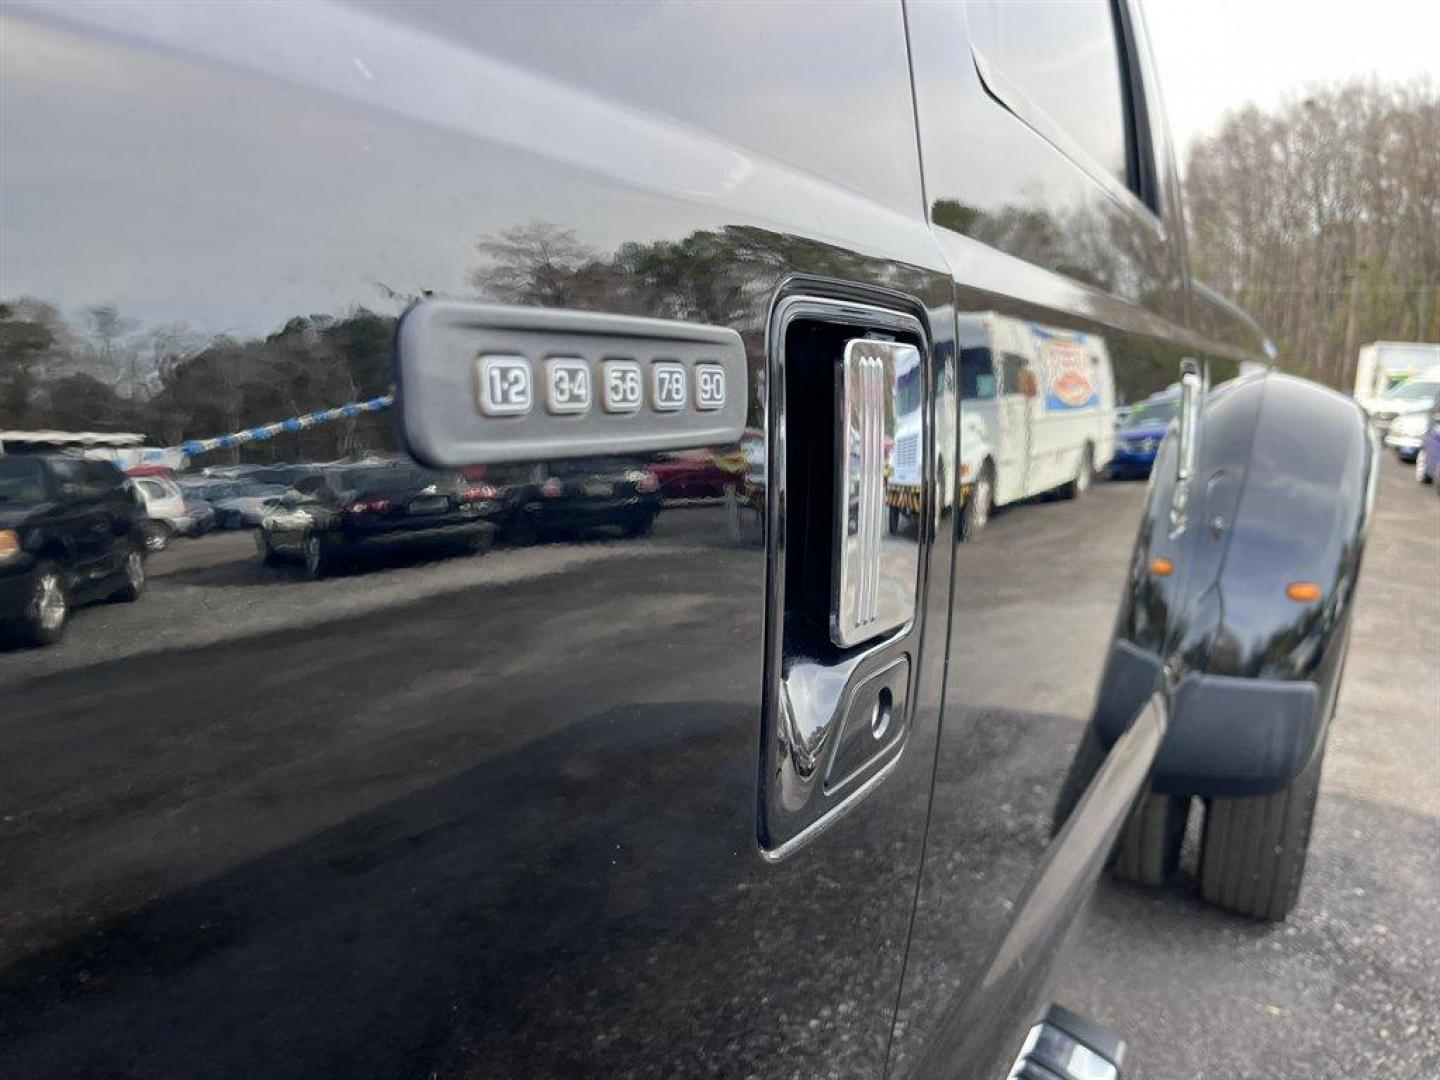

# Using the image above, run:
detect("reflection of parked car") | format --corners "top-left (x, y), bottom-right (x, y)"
top-left (247, 463), bottom-right (324, 488)
top-left (184, 480), bottom-right (290, 529)
top-left (497, 458), bottom-right (660, 542)
top-left (1414, 398), bottom-right (1440, 487)
top-left (129, 474), bottom-right (192, 550)
top-left (647, 451), bottom-right (733, 501)
top-left (1109, 392), bottom-right (1180, 478)
top-left (1383, 391), bottom-right (1436, 462)
top-left (1364, 371), bottom-right (1440, 436)
top-left (257, 464), bottom-right (500, 579)
top-left (181, 494), bottom-right (216, 536)
top-left (0, 453), bottom-right (147, 645)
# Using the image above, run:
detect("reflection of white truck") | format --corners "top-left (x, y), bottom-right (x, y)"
top-left (956, 313), bottom-right (1115, 536)
top-left (1353, 341), bottom-right (1440, 414)
top-left (885, 344), bottom-right (931, 528)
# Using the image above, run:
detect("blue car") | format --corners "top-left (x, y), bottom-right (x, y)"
top-left (1110, 393), bottom-right (1180, 478)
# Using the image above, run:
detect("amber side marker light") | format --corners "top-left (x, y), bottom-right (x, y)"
top-left (1286, 582), bottom-right (1323, 603)
top-left (1148, 556), bottom-right (1174, 577)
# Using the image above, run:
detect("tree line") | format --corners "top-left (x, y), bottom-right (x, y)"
top-left (2, 77), bottom-right (1432, 459)
top-left (1185, 78), bottom-right (1439, 388)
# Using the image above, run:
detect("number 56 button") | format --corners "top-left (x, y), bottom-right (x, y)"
top-left (477, 354), bottom-right (532, 416)
top-left (601, 360), bottom-right (643, 414)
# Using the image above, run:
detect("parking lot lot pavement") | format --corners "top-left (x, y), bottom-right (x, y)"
top-left (1, 461), bottom-right (1433, 1078)
top-left (0, 510), bottom-right (723, 687)
top-left (1052, 453), bottom-right (1440, 1079)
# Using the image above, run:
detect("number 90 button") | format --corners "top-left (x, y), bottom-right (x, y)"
top-left (695, 363), bottom-right (726, 411)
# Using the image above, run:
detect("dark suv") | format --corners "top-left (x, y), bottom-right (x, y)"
top-left (0, 453), bottom-right (148, 645)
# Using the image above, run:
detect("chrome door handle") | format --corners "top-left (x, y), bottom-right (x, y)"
top-left (832, 338), bottom-right (920, 646)
top-left (1176, 358), bottom-right (1202, 482)
top-left (1170, 357), bottom-right (1205, 534)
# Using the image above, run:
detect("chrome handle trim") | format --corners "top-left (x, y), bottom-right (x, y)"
top-left (832, 338), bottom-right (920, 647)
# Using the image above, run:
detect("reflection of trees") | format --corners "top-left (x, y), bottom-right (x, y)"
top-left (470, 222), bottom-right (604, 308)
top-left (4, 219), bottom-right (897, 459)
top-left (0, 298), bottom-right (396, 462)
top-left (467, 220), bottom-right (897, 422)
top-left (149, 311), bottom-right (396, 461)
top-left (933, 193), bottom-right (1243, 400)
top-left (469, 219), bottom-right (875, 327)
top-left (932, 192), bottom-right (1190, 317)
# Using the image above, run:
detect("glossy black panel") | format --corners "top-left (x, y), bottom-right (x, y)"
top-left (891, 5), bottom-right (1216, 1075)
top-left (905, 0), bottom-right (1188, 326)
top-left (0, 2), bottom-right (1309, 1078)
top-left (966, 0), bottom-right (1133, 188)
top-left (0, 5), bottom-right (952, 1076)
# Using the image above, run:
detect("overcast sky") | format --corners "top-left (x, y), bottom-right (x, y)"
top-left (1141, 0), bottom-right (1440, 164)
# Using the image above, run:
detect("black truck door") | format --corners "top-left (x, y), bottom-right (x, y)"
top-left (0, 4), bottom-right (951, 1077)
top-left (891, 2), bottom-right (1232, 1075)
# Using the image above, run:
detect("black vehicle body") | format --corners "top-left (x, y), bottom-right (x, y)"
top-left (247, 463), bottom-right (325, 488)
top-left (492, 457), bottom-right (662, 542)
top-left (0, 452), bottom-right (147, 640)
top-left (0, 3), bottom-right (1370, 1078)
top-left (258, 464), bottom-right (499, 571)
top-left (1091, 374), bottom-right (1376, 799)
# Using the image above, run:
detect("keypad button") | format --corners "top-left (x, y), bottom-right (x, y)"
top-left (695, 364), bottom-right (726, 411)
top-left (601, 360), bottom-right (643, 414)
top-left (544, 357), bottom-right (592, 415)
top-left (651, 361), bottom-right (687, 412)
top-left (476, 354), bottom-right (532, 416)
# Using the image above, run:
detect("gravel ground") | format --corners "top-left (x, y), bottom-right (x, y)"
top-left (1052, 451), bottom-right (1440, 1079)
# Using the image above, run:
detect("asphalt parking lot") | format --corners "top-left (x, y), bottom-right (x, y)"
top-left (0, 458), bottom-right (1434, 1078)
top-left (1055, 452), bottom-right (1440, 1079)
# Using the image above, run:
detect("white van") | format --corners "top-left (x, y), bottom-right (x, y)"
top-left (957, 313), bottom-right (1115, 522)
top-left (1354, 342), bottom-right (1440, 414)
top-left (885, 344), bottom-right (932, 526)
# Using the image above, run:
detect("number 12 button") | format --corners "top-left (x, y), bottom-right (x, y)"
top-left (477, 355), bottom-right (532, 416)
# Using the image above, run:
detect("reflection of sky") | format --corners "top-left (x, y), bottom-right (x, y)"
top-left (1, 2), bottom-right (929, 340)
top-left (965, 0), bottom-right (1130, 184)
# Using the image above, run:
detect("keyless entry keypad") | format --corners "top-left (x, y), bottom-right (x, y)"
top-left (397, 301), bottom-right (748, 466)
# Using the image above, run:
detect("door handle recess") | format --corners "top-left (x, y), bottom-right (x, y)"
top-left (759, 295), bottom-right (928, 858)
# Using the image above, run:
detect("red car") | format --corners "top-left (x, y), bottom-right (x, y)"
top-left (647, 449), bottom-right (739, 500)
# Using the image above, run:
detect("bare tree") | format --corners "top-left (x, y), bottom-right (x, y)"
top-left (1185, 78), bottom-right (1440, 387)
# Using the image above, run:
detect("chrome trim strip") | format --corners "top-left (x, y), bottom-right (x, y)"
top-left (833, 338), bottom-right (920, 647)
